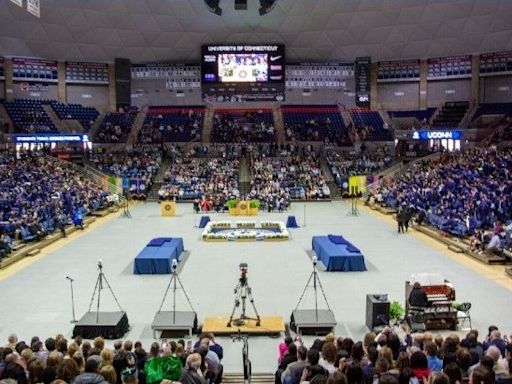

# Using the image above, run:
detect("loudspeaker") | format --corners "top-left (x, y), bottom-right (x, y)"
top-left (235, 0), bottom-right (247, 10)
top-left (366, 294), bottom-right (390, 331)
top-left (115, 58), bottom-right (131, 109)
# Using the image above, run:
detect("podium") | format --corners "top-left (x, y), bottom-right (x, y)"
top-left (160, 201), bottom-right (176, 217)
top-left (228, 201), bottom-right (258, 216)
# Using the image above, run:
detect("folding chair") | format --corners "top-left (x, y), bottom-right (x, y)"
top-left (457, 302), bottom-right (472, 331)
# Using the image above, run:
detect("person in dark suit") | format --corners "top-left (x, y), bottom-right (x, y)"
top-left (408, 282), bottom-right (428, 308)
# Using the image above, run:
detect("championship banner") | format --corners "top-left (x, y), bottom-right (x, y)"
top-left (65, 61), bottom-right (109, 84)
top-left (12, 57), bottom-right (58, 82)
top-left (10, 0), bottom-right (22, 7)
top-left (129, 178), bottom-right (146, 196)
top-left (480, 51), bottom-right (512, 76)
top-left (427, 55), bottom-right (471, 80)
top-left (377, 60), bottom-right (419, 82)
top-left (27, 0), bottom-right (40, 17)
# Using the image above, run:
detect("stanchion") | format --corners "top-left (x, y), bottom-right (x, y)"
top-left (346, 197), bottom-right (360, 217)
top-left (66, 276), bottom-right (77, 323)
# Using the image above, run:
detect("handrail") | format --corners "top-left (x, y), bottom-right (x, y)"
top-left (44, 155), bottom-right (125, 202)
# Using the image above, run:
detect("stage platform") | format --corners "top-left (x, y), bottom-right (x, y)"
top-left (202, 316), bottom-right (285, 335)
top-left (151, 311), bottom-right (198, 337)
top-left (290, 309), bottom-right (337, 335)
top-left (72, 311), bottom-right (129, 339)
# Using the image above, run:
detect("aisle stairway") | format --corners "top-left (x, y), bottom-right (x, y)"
top-left (42, 104), bottom-right (63, 131)
top-left (239, 156), bottom-right (251, 195)
top-left (146, 156), bottom-right (171, 202)
top-left (223, 372), bottom-right (274, 384)
top-left (128, 110), bottom-right (147, 144)
top-left (202, 106), bottom-right (214, 143)
top-left (273, 106), bottom-right (285, 143)
top-left (0, 104), bottom-right (13, 132)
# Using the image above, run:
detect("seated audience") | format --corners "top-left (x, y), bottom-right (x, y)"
top-left (0, 151), bottom-right (112, 247)
top-left (371, 148), bottom-right (512, 240)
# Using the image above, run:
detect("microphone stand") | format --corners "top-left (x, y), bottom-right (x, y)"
top-left (66, 276), bottom-right (77, 323)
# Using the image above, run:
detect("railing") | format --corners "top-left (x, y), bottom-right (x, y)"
top-left (45, 155), bottom-right (125, 203)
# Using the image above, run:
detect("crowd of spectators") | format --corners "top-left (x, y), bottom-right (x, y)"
top-left (0, 332), bottom-right (224, 384)
top-left (368, 147), bottom-right (512, 242)
top-left (327, 153), bottom-right (393, 188)
top-left (249, 146), bottom-right (330, 203)
top-left (89, 148), bottom-right (162, 199)
top-left (284, 120), bottom-right (350, 146)
top-left (139, 108), bottom-right (202, 144)
top-left (0, 151), bottom-right (113, 260)
top-left (95, 107), bottom-right (139, 143)
top-left (158, 154), bottom-right (239, 203)
top-left (211, 111), bottom-right (276, 143)
top-left (274, 326), bottom-right (512, 384)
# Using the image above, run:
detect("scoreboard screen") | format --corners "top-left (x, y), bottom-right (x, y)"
top-left (201, 44), bottom-right (285, 102)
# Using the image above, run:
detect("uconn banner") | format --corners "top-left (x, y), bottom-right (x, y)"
top-left (412, 130), bottom-right (463, 140)
top-left (125, 178), bottom-right (147, 196)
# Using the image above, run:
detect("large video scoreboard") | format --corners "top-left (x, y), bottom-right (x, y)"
top-left (201, 44), bottom-right (285, 102)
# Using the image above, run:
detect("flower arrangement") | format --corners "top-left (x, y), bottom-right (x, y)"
top-left (202, 220), bottom-right (289, 242)
top-left (236, 221), bottom-right (256, 228)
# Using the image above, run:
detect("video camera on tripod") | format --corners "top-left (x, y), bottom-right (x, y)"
top-left (238, 263), bottom-right (248, 288)
top-left (227, 262), bottom-right (261, 327)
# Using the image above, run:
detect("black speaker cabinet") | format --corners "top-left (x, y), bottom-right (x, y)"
top-left (115, 58), bottom-right (131, 109)
top-left (366, 294), bottom-right (390, 331)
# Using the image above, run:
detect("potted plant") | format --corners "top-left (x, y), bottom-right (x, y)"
top-left (226, 199), bottom-right (238, 216)
top-left (389, 301), bottom-right (405, 325)
top-left (249, 199), bottom-right (260, 215)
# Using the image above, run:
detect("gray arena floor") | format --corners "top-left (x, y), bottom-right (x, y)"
top-left (0, 201), bottom-right (511, 372)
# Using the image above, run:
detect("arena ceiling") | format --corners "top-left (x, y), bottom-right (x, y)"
top-left (1, 0), bottom-right (512, 64)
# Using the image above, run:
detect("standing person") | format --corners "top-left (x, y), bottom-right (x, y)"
top-left (397, 208), bottom-right (406, 234)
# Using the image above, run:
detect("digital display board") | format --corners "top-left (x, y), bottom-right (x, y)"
top-left (411, 130), bottom-right (462, 140)
top-left (13, 134), bottom-right (90, 143)
top-left (355, 57), bottom-right (371, 108)
top-left (201, 44), bottom-right (285, 102)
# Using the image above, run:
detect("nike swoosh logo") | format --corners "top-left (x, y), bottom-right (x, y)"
top-left (270, 55), bottom-right (282, 61)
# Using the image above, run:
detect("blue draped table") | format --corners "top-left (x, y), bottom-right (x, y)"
top-left (312, 236), bottom-right (366, 272)
top-left (133, 237), bottom-right (184, 274)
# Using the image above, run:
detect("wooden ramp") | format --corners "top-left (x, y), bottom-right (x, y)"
top-left (202, 316), bottom-right (285, 336)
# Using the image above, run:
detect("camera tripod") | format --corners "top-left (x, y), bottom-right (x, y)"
top-left (87, 262), bottom-right (124, 323)
top-left (121, 192), bottom-right (132, 219)
top-left (294, 257), bottom-right (332, 321)
top-left (227, 274), bottom-right (261, 327)
top-left (156, 261), bottom-right (195, 324)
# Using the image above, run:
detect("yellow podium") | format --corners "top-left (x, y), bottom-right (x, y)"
top-left (160, 201), bottom-right (176, 217)
top-left (228, 201), bottom-right (259, 216)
